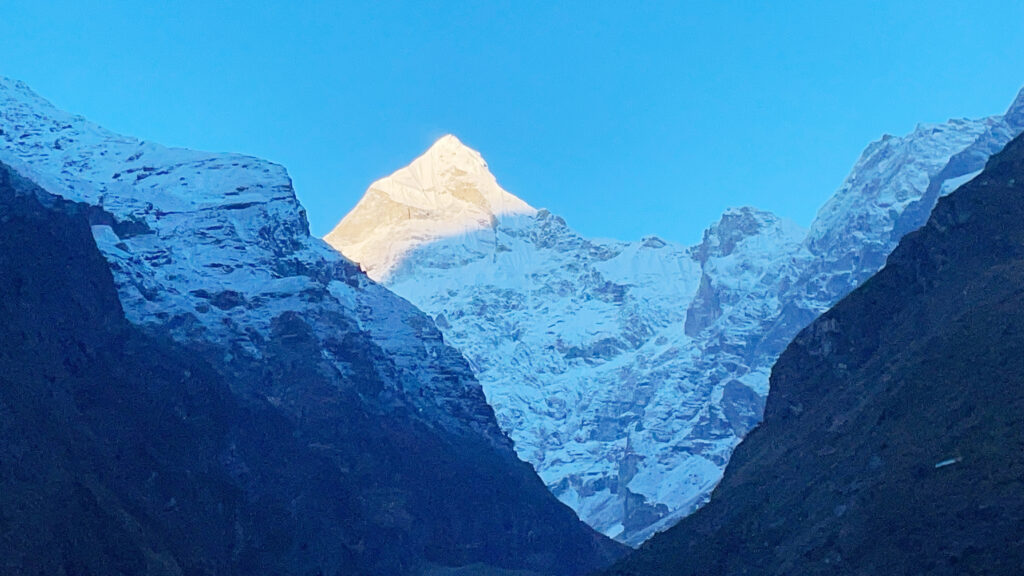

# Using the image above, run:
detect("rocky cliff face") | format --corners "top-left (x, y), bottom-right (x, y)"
top-left (0, 162), bottom-right (387, 575)
top-left (0, 79), bottom-right (623, 575)
top-left (605, 129), bottom-right (1024, 576)
top-left (0, 78), bottom-right (503, 443)
top-left (326, 90), bottom-right (1024, 545)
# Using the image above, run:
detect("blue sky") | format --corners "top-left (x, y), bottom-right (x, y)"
top-left (2, 1), bottom-right (1023, 244)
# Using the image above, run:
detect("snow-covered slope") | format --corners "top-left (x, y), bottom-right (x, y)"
top-left (326, 135), bottom-right (535, 281)
top-left (0, 78), bottom-right (631, 574)
top-left (0, 77), bottom-right (512, 446)
top-left (326, 90), bottom-right (1024, 546)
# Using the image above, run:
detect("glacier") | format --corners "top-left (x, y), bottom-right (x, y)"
top-left (326, 90), bottom-right (1024, 545)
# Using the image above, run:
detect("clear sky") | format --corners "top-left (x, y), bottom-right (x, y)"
top-left (2, 1), bottom-right (1023, 244)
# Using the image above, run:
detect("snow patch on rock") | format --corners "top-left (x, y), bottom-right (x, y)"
top-left (0, 76), bottom-right (507, 446)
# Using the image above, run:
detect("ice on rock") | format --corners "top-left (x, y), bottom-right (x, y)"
top-left (326, 91), bottom-right (1024, 545)
top-left (0, 76), bottom-right (507, 446)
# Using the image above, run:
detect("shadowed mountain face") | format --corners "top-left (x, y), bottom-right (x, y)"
top-left (0, 163), bottom-right (623, 576)
top-left (604, 134), bottom-right (1024, 575)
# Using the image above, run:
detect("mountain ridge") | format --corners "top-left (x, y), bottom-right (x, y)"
top-left (0, 76), bottom-right (623, 575)
top-left (326, 88), bottom-right (1024, 545)
top-left (603, 127), bottom-right (1024, 576)
top-left (326, 134), bottom-right (535, 281)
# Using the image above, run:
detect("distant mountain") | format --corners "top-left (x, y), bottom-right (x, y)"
top-left (327, 91), bottom-right (1024, 545)
top-left (604, 129), bottom-right (1024, 576)
top-left (326, 134), bottom-right (536, 279)
top-left (0, 79), bottom-right (623, 575)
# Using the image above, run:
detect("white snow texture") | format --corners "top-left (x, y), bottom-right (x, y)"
top-left (0, 77), bottom-right (510, 451)
top-left (327, 92), bottom-right (1024, 545)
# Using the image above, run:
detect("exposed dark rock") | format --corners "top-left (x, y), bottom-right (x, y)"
top-left (684, 272), bottom-right (721, 337)
top-left (719, 379), bottom-right (766, 438)
top-left (0, 164), bottom-right (624, 576)
top-left (604, 134), bottom-right (1024, 575)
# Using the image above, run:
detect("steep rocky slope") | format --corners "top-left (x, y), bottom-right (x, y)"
top-left (0, 80), bottom-right (623, 575)
top-left (604, 130), bottom-right (1024, 576)
top-left (1, 163), bottom-right (373, 575)
top-left (326, 90), bottom-right (1024, 545)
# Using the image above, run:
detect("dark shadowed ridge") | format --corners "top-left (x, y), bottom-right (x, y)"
top-left (0, 163), bottom-right (624, 576)
top-left (603, 133), bottom-right (1024, 575)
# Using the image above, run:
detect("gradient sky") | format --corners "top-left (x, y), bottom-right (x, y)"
top-left (2, 1), bottom-right (1023, 244)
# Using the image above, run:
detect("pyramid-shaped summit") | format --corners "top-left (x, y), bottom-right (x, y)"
top-left (322, 89), bottom-right (1024, 547)
top-left (325, 134), bottom-right (534, 280)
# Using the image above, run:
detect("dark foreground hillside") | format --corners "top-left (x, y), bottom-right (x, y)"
top-left (0, 163), bottom-right (622, 576)
top-left (605, 134), bottom-right (1024, 575)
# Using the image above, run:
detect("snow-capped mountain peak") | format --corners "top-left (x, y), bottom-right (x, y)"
top-left (0, 78), bottom-right (626, 573)
top-left (0, 75), bottom-right (512, 444)
top-left (326, 134), bottom-right (535, 281)
top-left (324, 87), bottom-right (1024, 546)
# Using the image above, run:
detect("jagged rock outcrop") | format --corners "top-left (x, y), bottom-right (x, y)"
top-left (604, 128), bottom-right (1024, 576)
top-left (0, 79), bottom-right (623, 576)
top-left (327, 89), bottom-right (1024, 545)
